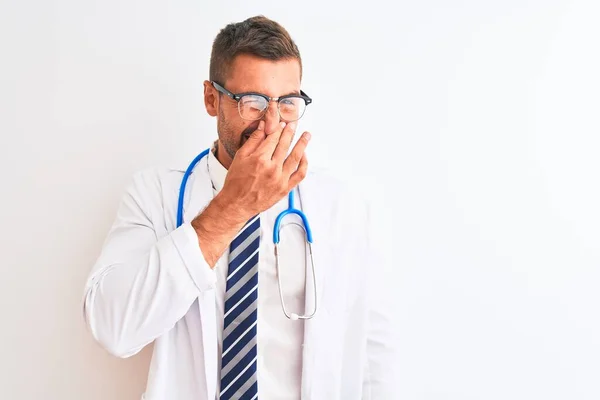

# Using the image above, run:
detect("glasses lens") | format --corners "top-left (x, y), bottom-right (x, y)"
top-left (279, 97), bottom-right (306, 122)
top-left (238, 95), bottom-right (268, 120)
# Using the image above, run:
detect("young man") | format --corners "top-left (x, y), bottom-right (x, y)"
top-left (83, 15), bottom-right (396, 400)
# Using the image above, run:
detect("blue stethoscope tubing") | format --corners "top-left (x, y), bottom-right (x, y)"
top-left (176, 148), bottom-right (317, 320)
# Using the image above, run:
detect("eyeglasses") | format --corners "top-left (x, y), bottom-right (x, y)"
top-left (212, 81), bottom-right (312, 122)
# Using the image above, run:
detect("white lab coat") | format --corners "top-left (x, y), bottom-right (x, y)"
top-left (83, 154), bottom-right (397, 400)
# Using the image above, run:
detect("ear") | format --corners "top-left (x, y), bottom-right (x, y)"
top-left (203, 80), bottom-right (218, 117)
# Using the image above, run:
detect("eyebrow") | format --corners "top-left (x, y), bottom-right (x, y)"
top-left (238, 88), bottom-right (301, 97)
top-left (280, 90), bottom-right (301, 97)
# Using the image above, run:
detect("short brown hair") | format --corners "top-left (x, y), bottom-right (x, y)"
top-left (209, 15), bottom-right (302, 85)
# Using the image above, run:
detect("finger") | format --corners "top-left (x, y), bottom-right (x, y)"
top-left (288, 152), bottom-right (308, 189)
top-left (256, 121), bottom-right (286, 158)
top-left (271, 121), bottom-right (297, 164)
top-left (237, 121), bottom-right (266, 156)
top-left (283, 131), bottom-right (311, 177)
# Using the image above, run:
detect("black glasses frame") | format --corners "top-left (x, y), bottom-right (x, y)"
top-left (211, 81), bottom-right (312, 121)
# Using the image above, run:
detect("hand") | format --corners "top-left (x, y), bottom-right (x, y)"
top-left (191, 120), bottom-right (310, 268)
top-left (218, 120), bottom-right (311, 222)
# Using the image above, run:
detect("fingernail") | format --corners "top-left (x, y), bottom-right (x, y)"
top-left (258, 121), bottom-right (265, 130)
top-left (280, 122), bottom-right (286, 129)
top-left (305, 132), bottom-right (311, 141)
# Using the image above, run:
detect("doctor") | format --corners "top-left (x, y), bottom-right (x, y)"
top-left (83, 15), bottom-right (396, 400)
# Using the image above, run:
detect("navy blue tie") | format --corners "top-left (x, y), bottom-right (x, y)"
top-left (219, 215), bottom-right (260, 399)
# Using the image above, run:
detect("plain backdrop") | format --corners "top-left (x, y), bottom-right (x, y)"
top-left (1, 0), bottom-right (599, 399)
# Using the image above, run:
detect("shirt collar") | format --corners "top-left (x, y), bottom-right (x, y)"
top-left (207, 140), bottom-right (228, 193)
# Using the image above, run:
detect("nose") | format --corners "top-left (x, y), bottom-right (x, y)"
top-left (262, 100), bottom-right (281, 135)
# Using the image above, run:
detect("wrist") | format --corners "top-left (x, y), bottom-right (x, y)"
top-left (212, 191), bottom-right (250, 225)
top-left (190, 194), bottom-right (247, 269)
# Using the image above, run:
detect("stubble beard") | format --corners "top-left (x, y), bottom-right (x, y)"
top-left (218, 106), bottom-right (256, 161)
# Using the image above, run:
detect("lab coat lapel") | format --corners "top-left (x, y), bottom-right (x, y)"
top-left (181, 154), bottom-right (218, 400)
top-left (297, 174), bottom-right (328, 399)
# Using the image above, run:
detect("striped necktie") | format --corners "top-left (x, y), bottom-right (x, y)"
top-left (219, 215), bottom-right (261, 399)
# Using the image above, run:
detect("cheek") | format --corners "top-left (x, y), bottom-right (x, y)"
top-left (219, 102), bottom-right (256, 135)
top-left (228, 116), bottom-right (253, 135)
top-left (221, 105), bottom-right (243, 127)
top-left (219, 107), bottom-right (237, 130)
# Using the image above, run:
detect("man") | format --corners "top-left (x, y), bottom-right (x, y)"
top-left (83, 15), bottom-right (396, 400)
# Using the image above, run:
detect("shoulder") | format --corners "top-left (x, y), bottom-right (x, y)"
top-left (119, 163), bottom-right (193, 228)
top-left (128, 147), bottom-right (212, 196)
top-left (128, 165), bottom-right (185, 195)
top-left (303, 168), bottom-right (372, 213)
top-left (300, 169), bottom-right (379, 248)
top-left (121, 163), bottom-right (191, 219)
top-left (304, 167), bottom-right (388, 242)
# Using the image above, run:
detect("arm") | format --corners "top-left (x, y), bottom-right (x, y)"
top-left (362, 198), bottom-right (398, 399)
top-left (83, 122), bottom-right (309, 358)
top-left (192, 193), bottom-right (247, 268)
top-left (82, 170), bottom-right (229, 358)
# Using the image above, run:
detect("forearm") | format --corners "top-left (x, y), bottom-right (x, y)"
top-left (191, 192), bottom-right (249, 268)
top-left (83, 171), bottom-right (217, 357)
top-left (84, 223), bottom-right (215, 357)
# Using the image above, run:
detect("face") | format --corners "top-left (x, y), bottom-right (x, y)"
top-left (203, 53), bottom-right (302, 168)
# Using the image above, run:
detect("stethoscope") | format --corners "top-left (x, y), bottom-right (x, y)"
top-left (176, 148), bottom-right (317, 320)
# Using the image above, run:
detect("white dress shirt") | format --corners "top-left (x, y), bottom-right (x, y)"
top-left (205, 146), bottom-right (307, 399)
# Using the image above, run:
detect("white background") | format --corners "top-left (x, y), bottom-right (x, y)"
top-left (1, 0), bottom-right (599, 399)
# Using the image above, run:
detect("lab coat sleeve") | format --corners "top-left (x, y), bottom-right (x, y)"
top-left (362, 197), bottom-right (399, 399)
top-left (82, 169), bottom-right (216, 358)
